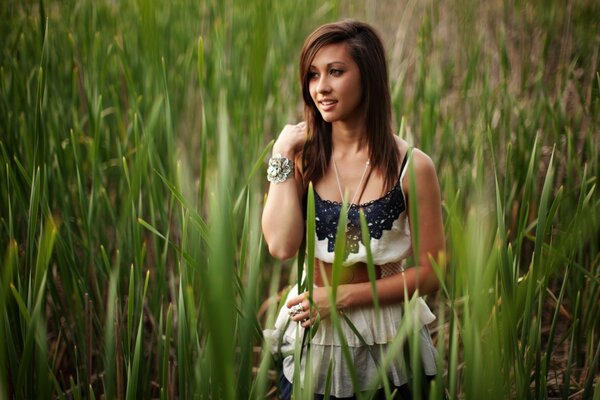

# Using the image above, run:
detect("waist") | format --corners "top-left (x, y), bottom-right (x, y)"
top-left (313, 259), bottom-right (381, 287)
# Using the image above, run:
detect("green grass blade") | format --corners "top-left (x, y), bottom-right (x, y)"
top-left (103, 266), bottom-right (119, 399)
top-left (359, 210), bottom-right (380, 318)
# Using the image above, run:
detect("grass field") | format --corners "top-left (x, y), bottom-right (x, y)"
top-left (1, 0), bottom-right (599, 398)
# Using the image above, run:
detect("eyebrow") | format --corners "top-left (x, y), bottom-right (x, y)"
top-left (310, 61), bottom-right (347, 69)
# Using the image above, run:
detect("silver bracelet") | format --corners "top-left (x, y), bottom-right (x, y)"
top-left (267, 153), bottom-right (294, 184)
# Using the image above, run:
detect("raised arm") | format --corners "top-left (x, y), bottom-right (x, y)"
top-left (261, 122), bottom-right (308, 260)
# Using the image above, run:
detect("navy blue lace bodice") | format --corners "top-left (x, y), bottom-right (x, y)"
top-left (314, 156), bottom-right (408, 256)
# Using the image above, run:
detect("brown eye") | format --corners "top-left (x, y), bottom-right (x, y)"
top-left (330, 69), bottom-right (343, 77)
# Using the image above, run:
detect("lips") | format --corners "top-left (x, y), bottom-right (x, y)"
top-left (319, 99), bottom-right (337, 111)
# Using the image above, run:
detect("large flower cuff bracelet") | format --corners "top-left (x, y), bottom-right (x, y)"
top-left (267, 153), bottom-right (294, 184)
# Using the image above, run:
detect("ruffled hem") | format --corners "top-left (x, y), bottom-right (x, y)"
top-left (282, 329), bottom-right (438, 396)
top-left (263, 284), bottom-right (438, 397)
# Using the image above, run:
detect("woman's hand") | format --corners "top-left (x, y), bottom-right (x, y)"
top-left (273, 121), bottom-right (307, 156)
top-left (286, 286), bottom-right (334, 328)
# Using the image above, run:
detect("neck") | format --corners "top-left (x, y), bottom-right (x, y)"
top-left (331, 121), bottom-right (369, 159)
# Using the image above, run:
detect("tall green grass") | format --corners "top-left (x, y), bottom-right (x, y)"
top-left (1, 0), bottom-right (598, 398)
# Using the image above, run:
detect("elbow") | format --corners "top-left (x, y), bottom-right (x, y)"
top-left (261, 219), bottom-right (302, 260)
top-left (418, 265), bottom-right (442, 296)
top-left (264, 234), bottom-right (299, 260)
top-left (267, 242), bottom-right (298, 260)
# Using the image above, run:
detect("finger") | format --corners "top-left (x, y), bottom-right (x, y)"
top-left (288, 305), bottom-right (302, 317)
top-left (286, 295), bottom-right (302, 309)
top-left (287, 299), bottom-right (309, 318)
top-left (286, 292), bottom-right (309, 309)
top-left (301, 316), bottom-right (317, 329)
top-left (293, 303), bottom-right (318, 323)
top-left (292, 306), bottom-right (311, 321)
top-left (291, 310), bottom-right (308, 322)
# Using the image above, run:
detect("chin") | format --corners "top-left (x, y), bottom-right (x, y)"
top-left (320, 113), bottom-right (337, 123)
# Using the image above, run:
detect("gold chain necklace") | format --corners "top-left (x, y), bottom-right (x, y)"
top-left (331, 158), bottom-right (370, 205)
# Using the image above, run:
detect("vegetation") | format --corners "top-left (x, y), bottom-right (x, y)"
top-left (1, 0), bottom-right (598, 398)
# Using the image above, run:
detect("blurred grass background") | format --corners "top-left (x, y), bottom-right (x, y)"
top-left (0, 0), bottom-right (598, 398)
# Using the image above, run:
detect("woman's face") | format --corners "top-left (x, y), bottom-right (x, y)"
top-left (308, 42), bottom-right (363, 125)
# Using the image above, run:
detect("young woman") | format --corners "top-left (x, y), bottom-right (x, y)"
top-left (262, 20), bottom-right (445, 399)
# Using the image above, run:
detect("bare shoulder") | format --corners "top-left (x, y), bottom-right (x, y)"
top-left (401, 146), bottom-right (440, 197)
top-left (410, 148), bottom-right (437, 176)
top-left (392, 135), bottom-right (437, 176)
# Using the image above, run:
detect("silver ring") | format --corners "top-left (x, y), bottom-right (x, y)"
top-left (288, 303), bottom-right (304, 316)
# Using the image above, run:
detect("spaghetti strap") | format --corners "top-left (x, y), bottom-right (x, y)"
top-left (399, 148), bottom-right (411, 180)
top-left (398, 148), bottom-right (412, 202)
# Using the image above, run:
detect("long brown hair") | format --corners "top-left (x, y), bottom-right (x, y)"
top-left (299, 20), bottom-right (399, 191)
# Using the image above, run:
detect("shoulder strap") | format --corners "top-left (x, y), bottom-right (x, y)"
top-left (398, 148), bottom-right (413, 204)
top-left (399, 148), bottom-right (411, 182)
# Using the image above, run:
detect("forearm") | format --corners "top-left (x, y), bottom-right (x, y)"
top-left (261, 140), bottom-right (306, 259)
top-left (337, 265), bottom-right (440, 309)
top-left (262, 179), bottom-right (305, 259)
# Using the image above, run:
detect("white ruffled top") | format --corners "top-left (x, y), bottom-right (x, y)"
top-left (263, 152), bottom-right (439, 397)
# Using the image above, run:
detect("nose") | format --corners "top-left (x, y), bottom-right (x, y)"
top-left (316, 75), bottom-right (331, 94)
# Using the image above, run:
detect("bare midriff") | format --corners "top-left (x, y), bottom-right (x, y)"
top-left (313, 259), bottom-right (381, 287)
